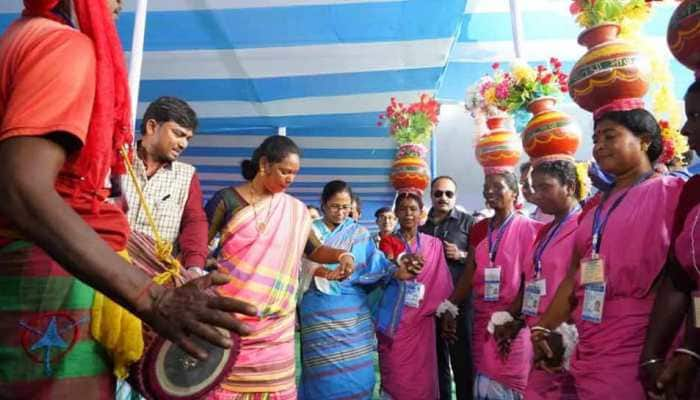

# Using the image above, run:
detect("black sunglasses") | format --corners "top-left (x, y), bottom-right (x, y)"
top-left (432, 190), bottom-right (454, 199)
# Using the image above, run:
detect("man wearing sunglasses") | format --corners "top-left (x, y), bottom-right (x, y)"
top-left (420, 176), bottom-right (475, 400)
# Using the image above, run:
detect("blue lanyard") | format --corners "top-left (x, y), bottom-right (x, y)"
top-left (591, 172), bottom-right (653, 255)
top-left (532, 206), bottom-right (580, 278)
top-left (398, 231), bottom-right (421, 255)
top-left (487, 213), bottom-right (515, 265)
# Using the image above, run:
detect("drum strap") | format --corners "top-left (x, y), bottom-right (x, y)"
top-left (120, 146), bottom-right (182, 285)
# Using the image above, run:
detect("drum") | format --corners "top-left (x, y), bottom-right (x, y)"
top-left (126, 231), bottom-right (240, 399)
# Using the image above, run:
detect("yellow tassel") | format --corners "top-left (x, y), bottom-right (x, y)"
top-left (91, 250), bottom-right (144, 379)
top-left (574, 162), bottom-right (591, 202)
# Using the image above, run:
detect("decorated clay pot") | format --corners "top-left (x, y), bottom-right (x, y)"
top-left (475, 116), bottom-right (522, 172)
top-left (390, 145), bottom-right (430, 192)
top-left (568, 23), bottom-right (651, 112)
top-left (668, 0), bottom-right (700, 72)
top-left (522, 97), bottom-right (581, 162)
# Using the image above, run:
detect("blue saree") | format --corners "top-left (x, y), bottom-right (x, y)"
top-left (298, 218), bottom-right (395, 399)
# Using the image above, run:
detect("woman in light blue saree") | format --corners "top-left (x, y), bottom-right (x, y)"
top-left (298, 180), bottom-right (416, 399)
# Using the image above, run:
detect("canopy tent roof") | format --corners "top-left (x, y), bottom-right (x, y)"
top-left (0, 0), bottom-right (695, 219)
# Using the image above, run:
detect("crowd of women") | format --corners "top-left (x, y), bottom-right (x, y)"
top-left (190, 75), bottom-right (700, 400)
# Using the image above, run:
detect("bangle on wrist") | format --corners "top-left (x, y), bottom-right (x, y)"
top-left (396, 252), bottom-right (407, 264)
top-left (338, 252), bottom-right (354, 262)
top-left (531, 326), bottom-right (551, 334)
top-left (640, 358), bottom-right (664, 368)
top-left (674, 348), bottom-right (700, 364)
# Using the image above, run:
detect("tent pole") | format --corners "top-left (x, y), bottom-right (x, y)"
top-left (508, 0), bottom-right (525, 59)
top-left (431, 130), bottom-right (437, 179)
top-left (128, 0), bottom-right (149, 139)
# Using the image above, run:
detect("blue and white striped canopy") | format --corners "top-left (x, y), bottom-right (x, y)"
top-left (0, 0), bottom-right (695, 219)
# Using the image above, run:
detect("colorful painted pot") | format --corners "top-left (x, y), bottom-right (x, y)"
top-left (568, 23), bottom-right (651, 112)
top-left (390, 152), bottom-right (430, 192)
top-left (668, 0), bottom-right (700, 72)
top-left (475, 116), bottom-right (522, 173)
top-left (522, 97), bottom-right (581, 162)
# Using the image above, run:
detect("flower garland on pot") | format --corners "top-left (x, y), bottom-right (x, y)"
top-left (503, 59), bottom-right (583, 168)
top-left (464, 63), bottom-right (514, 119)
top-left (569, 0), bottom-right (688, 160)
top-left (378, 94), bottom-right (440, 194)
top-left (465, 64), bottom-right (522, 175)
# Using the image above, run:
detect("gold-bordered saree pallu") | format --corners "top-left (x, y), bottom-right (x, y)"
top-left (211, 193), bottom-right (311, 399)
top-left (0, 240), bottom-right (116, 399)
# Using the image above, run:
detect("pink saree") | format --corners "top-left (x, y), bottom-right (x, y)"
top-left (471, 214), bottom-right (542, 394)
top-left (570, 176), bottom-right (683, 400)
top-left (674, 176), bottom-right (700, 284)
top-left (209, 193), bottom-right (311, 399)
top-left (377, 233), bottom-right (454, 400)
top-left (523, 214), bottom-right (581, 400)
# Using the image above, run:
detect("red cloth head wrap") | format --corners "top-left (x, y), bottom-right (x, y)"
top-left (22, 0), bottom-right (133, 199)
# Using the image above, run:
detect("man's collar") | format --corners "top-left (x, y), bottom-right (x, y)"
top-left (428, 207), bottom-right (458, 223)
top-left (137, 141), bottom-right (173, 171)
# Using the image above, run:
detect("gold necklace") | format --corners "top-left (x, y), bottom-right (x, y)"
top-left (250, 184), bottom-right (273, 233)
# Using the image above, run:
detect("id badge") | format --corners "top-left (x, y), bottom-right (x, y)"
top-left (534, 278), bottom-right (547, 297)
top-left (582, 283), bottom-right (606, 323)
top-left (580, 256), bottom-right (605, 285)
top-left (522, 282), bottom-right (541, 316)
top-left (484, 267), bottom-right (501, 302)
top-left (404, 281), bottom-right (425, 308)
top-left (693, 292), bottom-right (700, 329)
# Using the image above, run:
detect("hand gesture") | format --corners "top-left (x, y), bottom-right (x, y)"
top-left (144, 272), bottom-right (257, 360)
top-left (441, 313), bottom-right (458, 344)
top-left (443, 241), bottom-right (461, 261)
top-left (336, 253), bottom-right (355, 278)
top-left (494, 319), bottom-right (523, 358)
top-left (325, 266), bottom-right (352, 281)
top-left (651, 354), bottom-right (699, 400)
top-left (531, 329), bottom-right (564, 373)
top-left (396, 254), bottom-right (424, 280)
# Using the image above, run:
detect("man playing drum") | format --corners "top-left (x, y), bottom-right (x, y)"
top-left (0, 1), bottom-right (256, 398)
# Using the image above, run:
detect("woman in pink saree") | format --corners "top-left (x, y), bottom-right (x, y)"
top-left (443, 171), bottom-right (541, 399)
top-left (204, 136), bottom-right (355, 400)
top-left (498, 160), bottom-right (586, 400)
top-left (640, 81), bottom-right (700, 399)
top-left (532, 109), bottom-right (684, 399)
top-left (377, 192), bottom-right (454, 400)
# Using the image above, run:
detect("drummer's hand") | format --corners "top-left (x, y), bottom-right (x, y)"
top-left (145, 272), bottom-right (257, 360)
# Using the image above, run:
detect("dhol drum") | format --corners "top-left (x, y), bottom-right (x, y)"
top-left (126, 231), bottom-right (241, 399)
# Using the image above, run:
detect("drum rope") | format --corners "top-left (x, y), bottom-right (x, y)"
top-left (121, 145), bottom-right (182, 285)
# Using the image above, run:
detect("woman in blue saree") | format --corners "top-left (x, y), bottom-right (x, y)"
top-left (298, 180), bottom-right (416, 399)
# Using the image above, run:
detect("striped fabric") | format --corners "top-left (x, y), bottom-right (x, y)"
top-left (0, 241), bottom-right (114, 399)
top-left (0, 1), bottom-right (468, 226)
top-left (298, 218), bottom-right (394, 400)
top-left (0, 1), bottom-right (692, 214)
top-left (212, 192), bottom-right (311, 398)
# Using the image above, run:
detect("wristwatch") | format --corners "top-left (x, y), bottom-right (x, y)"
top-left (458, 251), bottom-right (467, 264)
